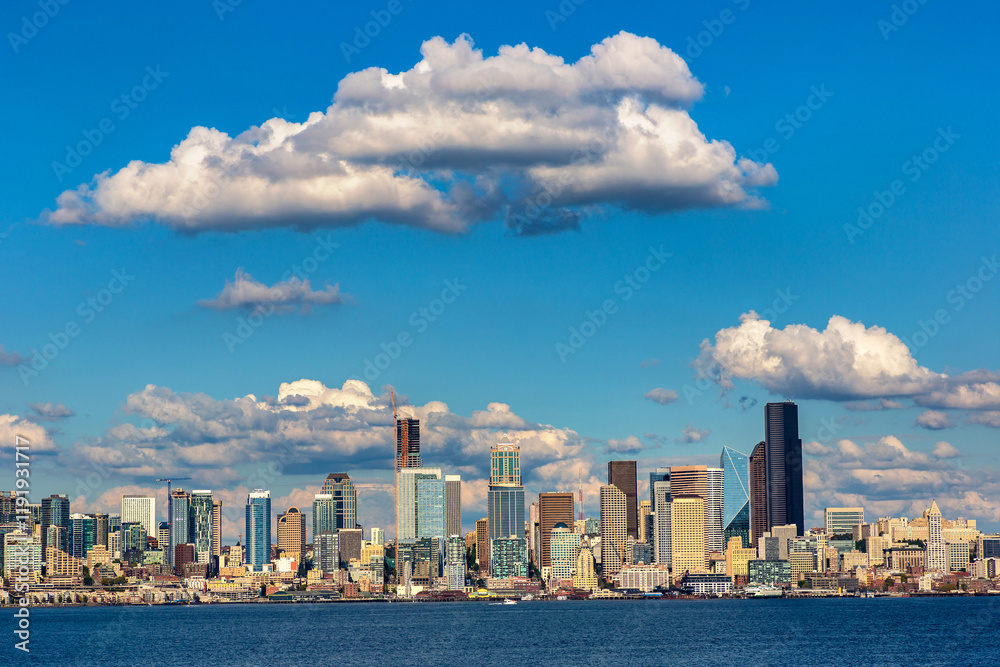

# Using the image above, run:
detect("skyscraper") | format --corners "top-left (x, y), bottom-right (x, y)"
top-left (638, 500), bottom-right (652, 543)
top-left (371, 527), bottom-right (384, 546)
top-left (475, 517), bottom-right (490, 575)
top-left (488, 435), bottom-right (524, 548)
top-left (396, 467), bottom-right (443, 540)
top-left (94, 513), bottom-right (109, 549)
top-left (277, 507), bottom-right (306, 559)
top-left (445, 474), bottom-right (462, 537)
top-left (652, 480), bottom-right (671, 568)
top-left (320, 473), bottom-right (357, 531)
top-left (608, 461), bottom-right (638, 539)
top-left (925, 500), bottom-right (946, 571)
top-left (721, 447), bottom-right (751, 549)
top-left (169, 489), bottom-right (191, 567)
top-left (764, 401), bottom-right (804, 535)
top-left (41, 494), bottom-right (70, 569)
top-left (190, 490), bottom-right (214, 564)
top-left (538, 492), bottom-right (574, 570)
top-left (313, 494), bottom-right (336, 537)
top-left (670, 495), bottom-right (706, 574)
top-left (69, 513), bottom-right (96, 560)
top-left (490, 434), bottom-right (521, 486)
top-left (245, 489), bottom-right (271, 572)
top-left (416, 476), bottom-right (446, 539)
top-left (121, 495), bottom-right (155, 539)
top-left (212, 499), bottom-right (222, 559)
top-left (749, 441), bottom-right (768, 545)
top-left (313, 531), bottom-right (339, 572)
top-left (669, 465), bottom-right (724, 557)
top-left (600, 484), bottom-right (629, 576)
top-left (396, 417), bottom-right (422, 471)
top-left (649, 467), bottom-right (670, 507)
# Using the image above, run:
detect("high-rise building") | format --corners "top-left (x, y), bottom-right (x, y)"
top-left (749, 441), bottom-right (768, 545)
top-left (277, 507), bottom-right (306, 559)
top-left (396, 417), bottom-right (422, 471)
top-left (190, 490), bottom-right (214, 564)
top-left (371, 527), bottom-right (384, 546)
top-left (487, 487), bottom-right (525, 542)
top-left (638, 500), bottom-right (652, 543)
top-left (320, 473), bottom-right (357, 531)
top-left (608, 461), bottom-right (638, 539)
top-left (245, 489), bottom-right (271, 572)
top-left (396, 467), bottom-right (443, 540)
top-left (416, 477), bottom-right (446, 539)
top-left (490, 434), bottom-right (521, 486)
top-left (445, 535), bottom-right (466, 590)
top-left (313, 494), bottom-right (336, 537)
top-left (538, 492), bottom-right (575, 570)
top-left (338, 528), bottom-right (363, 563)
top-left (121, 495), bottom-right (155, 539)
top-left (69, 513), bottom-right (96, 560)
top-left (528, 501), bottom-right (540, 565)
top-left (313, 531), bottom-right (339, 572)
top-left (925, 500), bottom-right (946, 571)
top-left (764, 401), bottom-right (804, 535)
top-left (122, 522), bottom-right (146, 555)
top-left (670, 495), bottom-right (706, 575)
top-left (573, 547), bottom-right (598, 592)
top-left (652, 481), bottom-right (671, 568)
top-left (157, 522), bottom-right (169, 553)
top-left (600, 484), bottom-right (629, 576)
top-left (490, 536), bottom-right (527, 579)
top-left (445, 475), bottom-right (462, 538)
top-left (211, 500), bottom-right (222, 559)
top-left (550, 524), bottom-right (581, 580)
top-left (670, 465), bottom-right (723, 557)
top-left (649, 467), bottom-right (670, 507)
top-left (824, 507), bottom-right (865, 537)
top-left (475, 517), bottom-right (490, 575)
top-left (41, 494), bottom-right (70, 570)
top-left (721, 447), bottom-right (751, 549)
top-left (94, 513), bottom-right (109, 549)
top-left (169, 489), bottom-right (191, 567)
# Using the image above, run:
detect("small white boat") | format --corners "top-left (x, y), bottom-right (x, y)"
top-left (502, 598), bottom-right (517, 605)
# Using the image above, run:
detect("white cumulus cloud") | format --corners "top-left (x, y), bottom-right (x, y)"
top-left (199, 268), bottom-right (349, 313)
top-left (644, 387), bottom-right (678, 405)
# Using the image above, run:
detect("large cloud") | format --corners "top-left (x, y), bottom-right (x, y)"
top-left (199, 268), bottom-right (349, 313)
top-left (695, 312), bottom-right (1000, 410)
top-left (44, 33), bottom-right (775, 236)
top-left (0, 414), bottom-right (58, 452)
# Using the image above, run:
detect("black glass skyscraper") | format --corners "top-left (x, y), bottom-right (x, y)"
top-left (764, 401), bottom-right (804, 535)
top-left (608, 461), bottom-right (638, 539)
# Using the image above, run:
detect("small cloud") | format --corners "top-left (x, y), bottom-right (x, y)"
top-left (605, 435), bottom-right (644, 454)
top-left (845, 399), bottom-right (905, 412)
top-left (676, 424), bottom-right (710, 444)
top-left (916, 410), bottom-right (954, 430)
top-left (738, 395), bottom-right (758, 412)
top-left (723, 86), bottom-right (731, 97)
top-left (966, 411), bottom-right (1000, 428)
top-left (932, 441), bottom-right (960, 459)
top-left (0, 345), bottom-right (24, 366)
top-left (643, 433), bottom-right (668, 444)
top-left (644, 388), bottom-right (678, 405)
top-left (640, 358), bottom-right (661, 369)
top-left (199, 268), bottom-right (350, 314)
top-left (27, 402), bottom-right (75, 422)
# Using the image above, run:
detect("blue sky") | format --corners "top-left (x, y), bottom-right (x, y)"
top-left (2, 0), bottom-right (999, 536)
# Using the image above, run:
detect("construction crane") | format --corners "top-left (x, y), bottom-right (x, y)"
top-left (390, 386), bottom-right (397, 576)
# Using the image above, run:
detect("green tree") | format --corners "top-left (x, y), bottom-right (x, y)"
top-left (798, 580), bottom-right (810, 588)
top-left (83, 575), bottom-right (94, 586)
top-left (883, 576), bottom-right (894, 591)
top-left (899, 574), bottom-right (908, 583)
top-left (259, 583), bottom-right (267, 597)
top-left (855, 539), bottom-right (867, 552)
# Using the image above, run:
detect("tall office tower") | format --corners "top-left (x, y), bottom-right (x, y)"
top-left (445, 535), bottom-right (466, 590)
top-left (475, 518), bottom-right (490, 575)
top-left (277, 507), bottom-right (306, 559)
top-left (416, 476), bottom-right (446, 539)
top-left (0, 491), bottom-right (15, 524)
top-left (41, 494), bottom-right (70, 569)
top-left (538, 493), bottom-right (575, 570)
top-left (764, 401), bottom-right (805, 535)
top-left (652, 481), bottom-right (671, 568)
top-left (670, 495), bottom-right (706, 574)
top-left (313, 531), bottom-right (340, 572)
top-left (313, 494), bottom-right (337, 537)
top-left (669, 465), bottom-right (723, 557)
top-left (69, 513), bottom-right (96, 560)
top-left (445, 475), bottom-right (462, 537)
top-left (46, 525), bottom-right (67, 553)
top-left (396, 468), bottom-right (443, 540)
top-left (487, 487), bottom-right (525, 542)
top-left (925, 500), bottom-right (946, 571)
top-left (245, 489), bottom-right (271, 572)
top-left (338, 528), bottom-right (363, 563)
top-left (649, 467), bottom-right (670, 507)
top-left (550, 525), bottom-right (581, 579)
top-left (168, 489), bottom-right (191, 567)
top-left (396, 417), bottom-right (422, 471)
top-left (607, 461), bottom-right (638, 539)
top-left (600, 485), bottom-right (629, 577)
top-left (824, 507), bottom-right (865, 537)
top-left (122, 522), bottom-right (147, 556)
top-left (190, 490), bottom-right (214, 564)
top-left (749, 441), bottom-right (768, 545)
top-left (109, 514), bottom-right (121, 533)
top-left (371, 527), bottom-right (385, 546)
top-left (157, 522), bottom-right (170, 553)
top-left (211, 500), bottom-right (222, 559)
top-left (93, 513), bottom-right (109, 548)
top-left (721, 447), bottom-right (751, 549)
top-left (638, 500), bottom-right (652, 543)
top-left (121, 495), bottom-right (155, 538)
top-left (321, 473), bottom-right (357, 530)
top-left (490, 435), bottom-right (521, 486)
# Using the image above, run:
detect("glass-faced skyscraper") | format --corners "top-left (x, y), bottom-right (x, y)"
top-left (720, 447), bottom-right (751, 549)
top-left (190, 490), bottom-right (214, 564)
top-left (320, 473), bottom-right (357, 530)
top-left (764, 401), bottom-right (805, 536)
top-left (488, 435), bottom-right (524, 544)
top-left (169, 489), bottom-right (191, 567)
top-left (649, 468), bottom-right (670, 507)
top-left (245, 489), bottom-right (271, 572)
top-left (608, 461), bottom-right (638, 539)
top-left (41, 494), bottom-right (70, 569)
